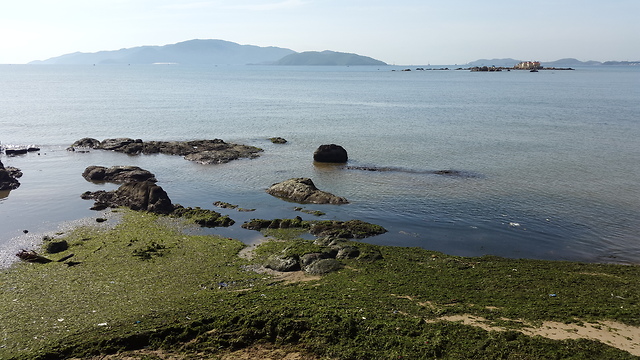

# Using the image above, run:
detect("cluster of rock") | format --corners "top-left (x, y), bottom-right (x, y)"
top-left (266, 178), bottom-right (348, 205)
top-left (0, 160), bottom-right (22, 191)
top-left (262, 234), bottom-right (383, 275)
top-left (80, 165), bottom-right (232, 227)
top-left (241, 218), bottom-right (387, 239)
top-left (70, 138), bottom-right (263, 165)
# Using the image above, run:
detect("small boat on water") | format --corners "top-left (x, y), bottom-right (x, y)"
top-left (530, 69), bottom-right (539, 72)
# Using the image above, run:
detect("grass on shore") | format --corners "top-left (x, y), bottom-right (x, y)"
top-left (0, 210), bottom-right (639, 359)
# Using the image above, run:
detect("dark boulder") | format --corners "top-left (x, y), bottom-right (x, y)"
top-left (0, 160), bottom-right (22, 191)
top-left (115, 181), bottom-right (173, 214)
top-left (313, 144), bottom-right (348, 163)
top-left (82, 165), bottom-right (157, 183)
top-left (82, 181), bottom-right (173, 214)
top-left (45, 240), bottom-right (69, 254)
top-left (266, 178), bottom-right (348, 205)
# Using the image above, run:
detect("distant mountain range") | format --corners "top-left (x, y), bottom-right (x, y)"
top-left (29, 39), bottom-right (388, 66)
top-left (466, 58), bottom-right (639, 67)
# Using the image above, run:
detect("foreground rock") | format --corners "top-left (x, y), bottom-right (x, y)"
top-left (242, 217), bottom-right (385, 274)
top-left (313, 144), bottom-right (348, 163)
top-left (82, 181), bottom-right (174, 214)
top-left (0, 160), bottom-right (22, 190)
top-left (70, 138), bottom-right (263, 164)
top-left (82, 165), bottom-right (157, 183)
top-left (266, 178), bottom-right (348, 204)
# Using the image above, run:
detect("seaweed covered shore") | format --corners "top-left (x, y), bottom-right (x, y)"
top-left (1, 210), bottom-right (639, 359)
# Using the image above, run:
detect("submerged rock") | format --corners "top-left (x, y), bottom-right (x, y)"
top-left (266, 178), bottom-right (348, 204)
top-left (82, 165), bottom-right (157, 183)
top-left (269, 137), bottom-right (288, 144)
top-left (313, 144), bottom-right (348, 163)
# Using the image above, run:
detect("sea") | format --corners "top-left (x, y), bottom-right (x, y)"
top-left (1, 64), bottom-right (639, 267)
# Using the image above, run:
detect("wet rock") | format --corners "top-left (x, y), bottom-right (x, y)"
top-left (71, 138), bottom-right (263, 163)
top-left (269, 137), bottom-right (288, 144)
top-left (313, 144), bottom-right (348, 163)
top-left (0, 160), bottom-right (21, 190)
top-left (184, 146), bottom-right (262, 164)
top-left (82, 165), bottom-right (157, 183)
top-left (266, 178), bottom-right (348, 204)
top-left (82, 181), bottom-right (173, 214)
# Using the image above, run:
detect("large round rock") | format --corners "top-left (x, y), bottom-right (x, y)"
top-left (313, 144), bottom-right (348, 163)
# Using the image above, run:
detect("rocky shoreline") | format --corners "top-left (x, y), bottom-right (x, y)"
top-left (69, 137), bottom-right (264, 164)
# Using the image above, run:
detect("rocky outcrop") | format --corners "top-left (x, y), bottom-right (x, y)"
top-left (82, 165), bottom-right (157, 183)
top-left (0, 160), bottom-right (22, 191)
top-left (69, 138), bottom-right (263, 163)
top-left (81, 181), bottom-right (174, 214)
top-left (313, 144), bottom-right (348, 163)
top-left (266, 178), bottom-right (348, 204)
top-left (309, 220), bottom-right (388, 239)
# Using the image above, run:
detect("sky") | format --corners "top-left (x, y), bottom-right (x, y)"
top-left (1, 0), bottom-right (639, 65)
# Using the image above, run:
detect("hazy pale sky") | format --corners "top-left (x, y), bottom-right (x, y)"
top-left (1, 0), bottom-right (639, 65)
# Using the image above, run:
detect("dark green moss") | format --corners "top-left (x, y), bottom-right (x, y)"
top-left (309, 219), bottom-right (387, 238)
top-left (170, 206), bottom-right (235, 227)
top-left (1, 211), bottom-right (639, 360)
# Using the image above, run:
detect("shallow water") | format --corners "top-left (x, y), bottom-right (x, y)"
top-left (1, 64), bottom-right (639, 265)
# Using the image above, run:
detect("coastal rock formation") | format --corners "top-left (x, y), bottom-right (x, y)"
top-left (266, 178), bottom-right (349, 204)
top-left (0, 160), bottom-right (22, 190)
top-left (309, 220), bottom-right (388, 239)
top-left (69, 138), bottom-right (263, 163)
top-left (81, 181), bottom-right (174, 214)
top-left (313, 144), bottom-right (348, 163)
top-left (82, 165), bottom-right (157, 183)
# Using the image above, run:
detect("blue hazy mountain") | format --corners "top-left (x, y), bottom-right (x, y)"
top-left (274, 50), bottom-right (387, 66)
top-left (29, 39), bottom-right (296, 65)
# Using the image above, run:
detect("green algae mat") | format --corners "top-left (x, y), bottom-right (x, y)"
top-left (1, 210), bottom-right (639, 359)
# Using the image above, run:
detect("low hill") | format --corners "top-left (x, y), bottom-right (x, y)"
top-left (29, 39), bottom-right (296, 65)
top-left (275, 50), bottom-right (387, 66)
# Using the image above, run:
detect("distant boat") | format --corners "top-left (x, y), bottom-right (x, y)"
top-left (530, 69), bottom-right (539, 72)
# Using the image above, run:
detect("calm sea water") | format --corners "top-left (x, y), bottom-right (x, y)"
top-left (1, 64), bottom-right (639, 266)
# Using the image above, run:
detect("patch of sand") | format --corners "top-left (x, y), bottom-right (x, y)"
top-left (429, 314), bottom-right (640, 356)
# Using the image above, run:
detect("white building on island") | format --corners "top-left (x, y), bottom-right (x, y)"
top-left (515, 61), bottom-right (542, 69)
